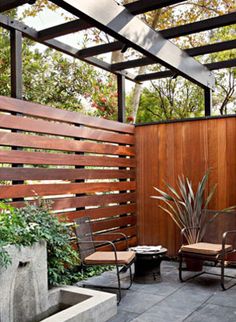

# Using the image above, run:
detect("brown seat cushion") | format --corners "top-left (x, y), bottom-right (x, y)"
top-left (84, 251), bottom-right (135, 265)
top-left (181, 242), bottom-right (233, 255)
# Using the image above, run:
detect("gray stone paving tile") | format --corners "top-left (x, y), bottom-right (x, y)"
top-left (207, 288), bottom-right (236, 308)
top-left (108, 309), bottom-right (138, 322)
top-left (130, 304), bottom-right (192, 322)
top-left (184, 304), bottom-right (236, 322)
top-left (117, 290), bottom-right (164, 314)
top-left (184, 276), bottom-right (221, 292)
top-left (136, 281), bottom-right (182, 297)
top-left (160, 284), bottom-right (212, 311)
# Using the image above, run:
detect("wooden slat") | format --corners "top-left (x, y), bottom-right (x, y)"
top-left (0, 150), bottom-right (135, 167)
top-left (0, 132), bottom-right (135, 156)
top-left (11, 192), bottom-right (136, 210)
top-left (0, 114), bottom-right (134, 145)
top-left (59, 203), bottom-right (136, 221)
top-left (97, 236), bottom-right (137, 251)
top-left (0, 167), bottom-right (135, 181)
top-left (0, 96), bottom-right (134, 134)
top-left (92, 215), bottom-right (136, 232)
top-left (93, 226), bottom-right (137, 242)
top-left (0, 181), bottom-right (136, 198)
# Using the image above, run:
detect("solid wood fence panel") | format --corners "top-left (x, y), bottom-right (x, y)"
top-left (135, 117), bottom-right (236, 256)
top-left (0, 96), bottom-right (136, 249)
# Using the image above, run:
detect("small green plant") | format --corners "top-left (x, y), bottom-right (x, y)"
top-left (152, 171), bottom-right (234, 244)
top-left (0, 200), bottom-right (80, 286)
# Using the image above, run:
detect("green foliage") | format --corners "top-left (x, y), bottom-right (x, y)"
top-left (23, 47), bottom-right (99, 112)
top-left (152, 171), bottom-right (218, 244)
top-left (136, 81), bottom-right (204, 123)
top-left (88, 75), bottom-right (118, 120)
top-left (0, 26), bottom-right (103, 113)
top-left (0, 201), bottom-right (80, 286)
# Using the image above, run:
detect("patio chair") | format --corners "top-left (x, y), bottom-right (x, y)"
top-left (179, 210), bottom-right (236, 290)
top-left (74, 216), bottom-right (136, 304)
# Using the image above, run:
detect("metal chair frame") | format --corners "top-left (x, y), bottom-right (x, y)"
top-left (74, 217), bottom-right (135, 304)
top-left (179, 226), bottom-right (236, 290)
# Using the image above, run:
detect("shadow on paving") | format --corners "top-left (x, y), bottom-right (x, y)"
top-left (77, 261), bottom-right (236, 322)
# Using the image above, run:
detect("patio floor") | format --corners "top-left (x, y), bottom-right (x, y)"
top-left (77, 261), bottom-right (236, 322)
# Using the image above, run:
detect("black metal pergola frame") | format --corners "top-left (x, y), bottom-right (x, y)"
top-left (0, 0), bottom-right (235, 121)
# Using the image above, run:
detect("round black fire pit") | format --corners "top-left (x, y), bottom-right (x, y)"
top-left (131, 246), bottom-right (168, 283)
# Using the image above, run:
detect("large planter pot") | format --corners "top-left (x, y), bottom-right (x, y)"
top-left (185, 258), bottom-right (203, 271)
top-left (0, 241), bottom-right (48, 322)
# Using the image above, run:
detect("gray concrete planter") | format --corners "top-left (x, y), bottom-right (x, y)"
top-left (0, 241), bottom-right (116, 322)
top-left (0, 241), bottom-right (48, 322)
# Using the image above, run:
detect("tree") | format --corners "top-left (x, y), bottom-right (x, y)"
top-left (207, 25), bottom-right (236, 114)
top-left (129, 0), bottom-right (235, 121)
top-left (0, 25), bottom-right (106, 114)
top-left (134, 79), bottom-right (204, 123)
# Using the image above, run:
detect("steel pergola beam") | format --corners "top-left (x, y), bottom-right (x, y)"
top-left (0, 0), bottom-right (30, 12)
top-left (206, 58), bottom-right (236, 70)
top-left (77, 12), bottom-right (236, 60)
top-left (38, 19), bottom-right (92, 41)
top-left (78, 41), bottom-right (123, 58)
top-left (186, 39), bottom-right (236, 56)
top-left (135, 59), bottom-right (236, 82)
top-left (111, 39), bottom-right (236, 71)
top-left (124, 0), bottom-right (186, 15)
top-left (0, 14), bottom-right (136, 82)
top-left (51, 0), bottom-right (215, 89)
top-left (160, 11), bottom-right (236, 38)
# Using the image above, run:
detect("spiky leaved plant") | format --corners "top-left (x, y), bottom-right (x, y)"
top-left (151, 171), bottom-right (218, 244)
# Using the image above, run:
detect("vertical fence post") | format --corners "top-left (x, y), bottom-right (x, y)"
top-left (117, 74), bottom-right (125, 123)
top-left (117, 74), bottom-right (129, 239)
top-left (204, 88), bottom-right (212, 117)
top-left (75, 126), bottom-right (85, 212)
top-left (10, 30), bottom-right (24, 200)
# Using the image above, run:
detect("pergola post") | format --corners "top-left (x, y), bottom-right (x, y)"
top-left (10, 29), bottom-right (23, 195)
top-left (10, 29), bottom-right (22, 99)
top-left (204, 88), bottom-right (212, 116)
top-left (117, 74), bottom-right (126, 123)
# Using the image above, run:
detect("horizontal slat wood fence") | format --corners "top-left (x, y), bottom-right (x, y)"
top-left (135, 117), bottom-right (236, 256)
top-left (0, 96), bottom-right (137, 250)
